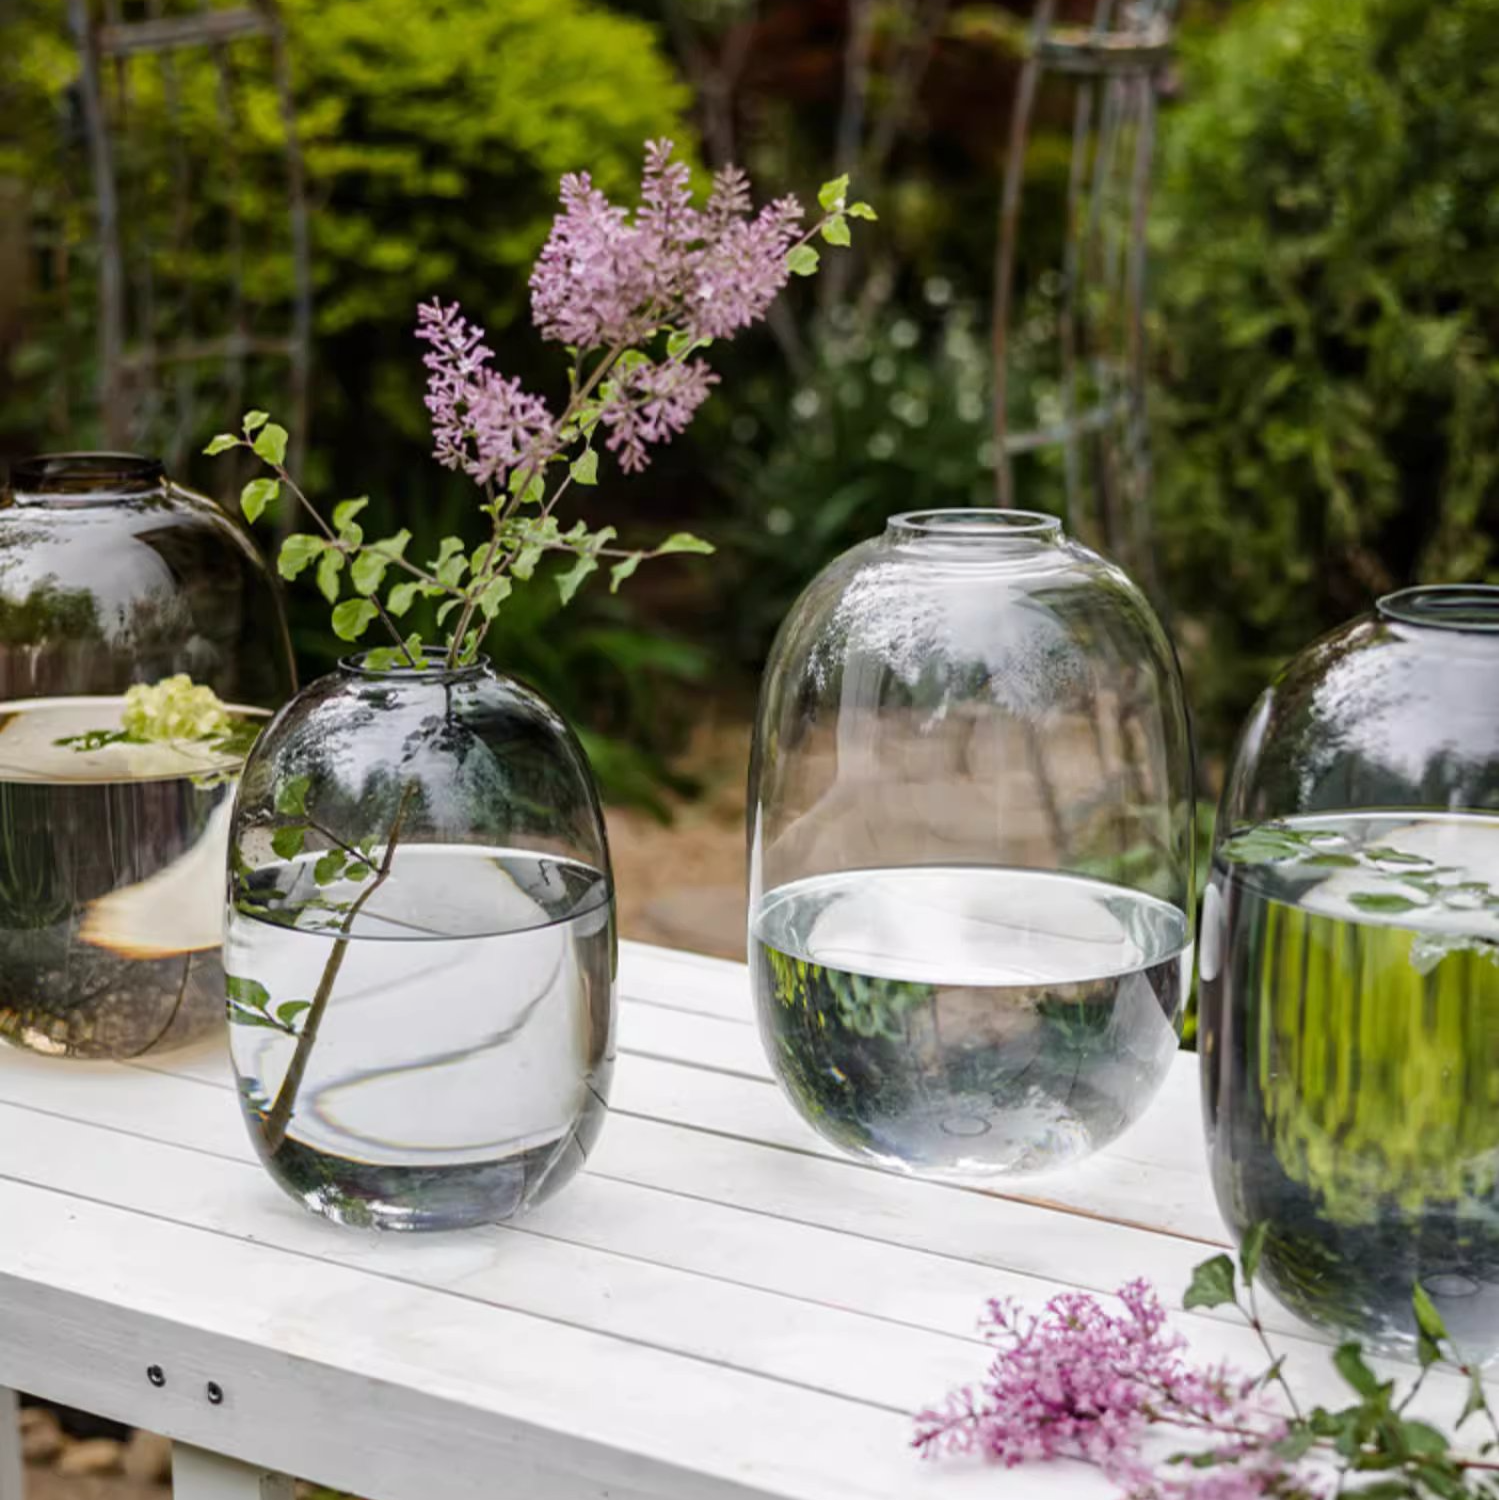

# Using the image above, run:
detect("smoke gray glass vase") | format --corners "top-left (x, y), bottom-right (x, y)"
top-left (0, 453), bottom-right (294, 1058)
top-left (1201, 585), bottom-right (1499, 1357)
top-left (748, 510), bottom-right (1195, 1178)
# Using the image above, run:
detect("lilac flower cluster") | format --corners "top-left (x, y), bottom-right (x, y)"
top-left (915, 1282), bottom-right (1302, 1500)
top-left (530, 140), bottom-right (804, 350)
top-left (418, 139), bottom-right (814, 487)
top-left (416, 301), bottom-right (555, 488)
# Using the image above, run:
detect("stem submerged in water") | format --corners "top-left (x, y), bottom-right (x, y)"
top-left (261, 785), bottom-right (416, 1156)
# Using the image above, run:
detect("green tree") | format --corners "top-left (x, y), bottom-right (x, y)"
top-left (1152, 0), bottom-right (1499, 750)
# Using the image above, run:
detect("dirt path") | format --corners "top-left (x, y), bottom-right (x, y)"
top-left (606, 715), bottom-right (750, 962)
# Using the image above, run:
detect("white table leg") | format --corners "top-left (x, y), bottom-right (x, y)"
top-left (172, 1445), bottom-right (292, 1500)
top-left (0, 1387), bottom-right (23, 1500)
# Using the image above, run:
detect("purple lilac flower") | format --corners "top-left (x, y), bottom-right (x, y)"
top-left (914, 1282), bottom-right (1302, 1500)
top-left (603, 357), bottom-right (719, 474)
top-left (529, 139), bottom-right (806, 352)
top-left (416, 300), bottom-right (554, 487)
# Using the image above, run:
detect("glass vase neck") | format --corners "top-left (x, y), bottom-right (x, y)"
top-left (885, 508), bottom-right (1064, 555)
top-left (1377, 584), bottom-right (1499, 634)
top-left (340, 646), bottom-right (491, 683)
top-left (8, 453), bottom-right (165, 504)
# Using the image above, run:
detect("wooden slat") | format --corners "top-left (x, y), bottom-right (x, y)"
top-left (96, 9), bottom-right (272, 57)
top-left (0, 942), bottom-right (1487, 1500)
top-left (0, 1179), bottom-right (1089, 1500)
top-left (0, 1086), bottom-right (1469, 1441)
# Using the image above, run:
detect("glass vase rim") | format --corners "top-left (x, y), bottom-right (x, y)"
top-left (8, 452), bottom-right (166, 501)
top-left (885, 508), bottom-right (1064, 544)
top-left (339, 645), bottom-right (492, 682)
top-left (1376, 584), bottom-right (1499, 634)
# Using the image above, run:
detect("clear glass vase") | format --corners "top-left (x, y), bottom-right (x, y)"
top-left (1201, 585), bottom-right (1499, 1357)
top-left (748, 509), bottom-right (1195, 1177)
top-left (0, 453), bottom-right (294, 1058)
top-left (225, 649), bottom-right (617, 1230)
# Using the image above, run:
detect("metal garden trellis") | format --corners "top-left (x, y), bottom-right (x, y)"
top-left (992, 0), bottom-right (1180, 594)
top-left (66, 0), bottom-right (312, 473)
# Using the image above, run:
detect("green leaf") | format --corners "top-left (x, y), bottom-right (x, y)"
top-left (313, 849), bottom-right (347, 885)
top-left (333, 497), bottom-right (369, 532)
top-left (225, 974), bottom-right (271, 1011)
top-left (252, 422), bottom-right (288, 467)
top-left (316, 549), bottom-right (344, 604)
top-left (387, 580), bottom-right (420, 617)
top-left (1400, 1421), bottom-right (1449, 1458)
top-left (555, 555), bottom-right (599, 606)
top-left (1412, 1282), bottom-right (1448, 1346)
top-left (570, 448), bottom-right (599, 486)
top-left (278, 533), bottom-right (327, 580)
top-left (610, 553), bottom-right (643, 593)
top-left (1183, 1253), bottom-right (1237, 1310)
top-left (270, 825), bottom-right (306, 860)
top-left (821, 215), bottom-right (851, 247)
top-left (1417, 1332), bottom-right (1441, 1368)
top-left (203, 433), bottom-right (238, 456)
top-left (1366, 848), bottom-right (1432, 866)
top-left (846, 201), bottom-right (878, 220)
top-left (331, 598), bottom-right (378, 640)
top-left (351, 551), bottom-right (390, 596)
top-left (1460, 1368), bottom-right (1488, 1428)
top-left (509, 466), bottom-right (545, 505)
top-left (1333, 1341), bottom-right (1383, 1398)
top-left (656, 531), bottom-right (715, 556)
top-left (476, 576), bottom-right (512, 621)
top-left (1220, 825), bottom-right (1308, 864)
top-left (1240, 1221), bottom-right (1268, 1285)
top-left (787, 244), bottom-right (820, 277)
top-left (346, 862), bottom-right (372, 882)
top-left (436, 597), bottom-right (464, 626)
top-left (241, 411), bottom-right (269, 435)
top-left (666, 329), bottom-right (699, 359)
top-left (274, 775), bottom-right (310, 818)
top-left (1349, 891), bottom-right (1423, 914)
top-left (1306, 852), bottom-right (1359, 868)
top-left (1272, 1428), bottom-right (1316, 1461)
top-left (818, 173), bottom-right (849, 211)
top-left (275, 1000), bottom-right (311, 1029)
top-left (240, 477), bottom-right (279, 524)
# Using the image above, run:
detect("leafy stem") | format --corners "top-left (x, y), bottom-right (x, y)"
top-left (260, 784), bottom-right (416, 1156)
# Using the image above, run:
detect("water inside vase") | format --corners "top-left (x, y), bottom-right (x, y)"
top-left (1202, 810), bottom-right (1499, 1357)
top-left (225, 843), bottom-right (615, 1230)
top-left (0, 696), bottom-right (253, 1058)
top-left (751, 865), bottom-right (1191, 1176)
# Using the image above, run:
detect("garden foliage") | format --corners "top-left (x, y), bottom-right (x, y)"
top-left (1152, 0), bottom-right (1499, 745)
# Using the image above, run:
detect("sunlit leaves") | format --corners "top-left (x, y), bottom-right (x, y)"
top-left (252, 423), bottom-right (288, 467)
top-left (274, 775), bottom-right (310, 818)
top-left (1183, 1254), bottom-right (1237, 1311)
top-left (279, 534), bottom-right (328, 580)
top-left (240, 477), bottom-right (279, 524)
top-left (331, 598), bottom-right (378, 640)
top-left (787, 244), bottom-right (819, 277)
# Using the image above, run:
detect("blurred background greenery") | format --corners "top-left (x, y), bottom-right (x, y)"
top-left (2, 0), bottom-right (1497, 831)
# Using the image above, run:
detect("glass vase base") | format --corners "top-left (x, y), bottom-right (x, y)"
top-left (257, 1129), bottom-right (596, 1232)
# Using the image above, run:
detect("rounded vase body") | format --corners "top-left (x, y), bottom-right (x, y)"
top-left (748, 510), bottom-right (1195, 1177)
top-left (225, 650), bottom-right (617, 1230)
top-left (1201, 586), bottom-right (1499, 1358)
top-left (0, 454), bottom-right (294, 1058)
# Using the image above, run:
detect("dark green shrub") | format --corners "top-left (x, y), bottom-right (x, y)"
top-left (1152, 0), bottom-right (1499, 753)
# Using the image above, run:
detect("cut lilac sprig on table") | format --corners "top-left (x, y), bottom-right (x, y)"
top-left (206, 139), bottom-right (874, 670)
top-left (917, 1232), bottom-right (1499, 1500)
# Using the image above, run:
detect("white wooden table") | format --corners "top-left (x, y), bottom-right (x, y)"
top-left (0, 941), bottom-right (1472, 1500)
